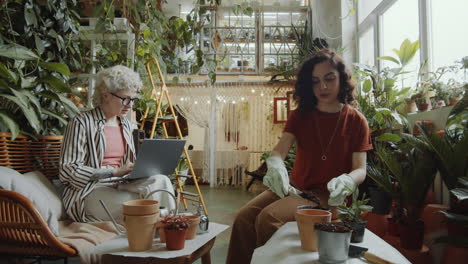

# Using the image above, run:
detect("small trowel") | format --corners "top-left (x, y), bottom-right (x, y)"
top-left (348, 245), bottom-right (395, 264)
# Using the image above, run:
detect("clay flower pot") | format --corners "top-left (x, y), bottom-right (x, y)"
top-left (124, 213), bottom-right (159, 251)
top-left (165, 228), bottom-right (188, 250)
top-left (399, 220), bottom-right (425, 250)
top-left (122, 199), bottom-right (159, 216)
top-left (184, 215), bottom-right (201, 240)
top-left (295, 209), bottom-right (332, 251)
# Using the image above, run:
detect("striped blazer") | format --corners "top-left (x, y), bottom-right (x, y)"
top-left (59, 107), bottom-right (136, 222)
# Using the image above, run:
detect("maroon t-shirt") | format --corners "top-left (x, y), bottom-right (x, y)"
top-left (284, 105), bottom-right (372, 192)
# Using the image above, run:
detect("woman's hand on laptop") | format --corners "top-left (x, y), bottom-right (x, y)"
top-left (112, 162), bottom-right (134, 177)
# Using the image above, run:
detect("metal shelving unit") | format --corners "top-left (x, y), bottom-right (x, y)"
top-left (201, 5), bottom-right (309, 75)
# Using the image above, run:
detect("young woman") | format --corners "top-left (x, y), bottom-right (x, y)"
top-left (59, 65), bottom-right (175, 223)
top-left (226, 49), bottom-right (372, 264)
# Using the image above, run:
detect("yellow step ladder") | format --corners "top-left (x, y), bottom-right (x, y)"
top-left (139, 57), bottom-right (208, 215)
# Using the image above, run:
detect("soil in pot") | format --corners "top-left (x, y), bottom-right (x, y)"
top-left (345, 220), bottom-right (367, 243)
top-left (315, 222), bottom-right (353, 264)
top-left (399, 219), bottom-right (424, 250)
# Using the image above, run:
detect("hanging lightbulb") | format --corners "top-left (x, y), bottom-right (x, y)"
top-left (207, 100), bottom-right (211, 104)
top-left (270, 100), bottom-right (273, 104)
top-left (194, 101), bottom-right (198, 104)
top-left (251, 89), bottom-right (255, 93)
top-left (261, 92), bottom-right (264, 96)
top-left (157, 91), bottom-right (161, 95)
top-left (232, 100), bottom-right (236, 104)
top-left (180, 98), bottom-right (184, 101)
top-left (241, 97), bottom-right (245, 101)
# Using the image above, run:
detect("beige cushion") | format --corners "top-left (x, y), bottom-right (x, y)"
top-left (23, 171), bottom-right (66, 220)
top-left (0, 166), bottom-right (59, 235)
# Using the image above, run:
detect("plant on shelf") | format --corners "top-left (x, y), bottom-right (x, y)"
top-left (337, 186), bottom-right (373, 243)
top-left (269, 20), bottom-right (329, 83)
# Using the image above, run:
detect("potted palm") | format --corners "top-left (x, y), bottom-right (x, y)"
top-left (337, 186), bottom-right (373, 243)
top-left (369, 139), bottom-right (438, 250)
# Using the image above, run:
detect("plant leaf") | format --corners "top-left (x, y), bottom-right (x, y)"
top-left (377, 56), bottom-right (400, 65)
top-left (0, 110), bottom-right (20, 139)
top-left (38, 62), bottom-right (71, 76)
top-left (0, 44), bottom-right (39, 60)
top-left (376, 133), bottom-right (401, 142)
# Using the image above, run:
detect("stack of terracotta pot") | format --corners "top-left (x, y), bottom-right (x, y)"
top-left (122, 200), bottom-right (160, 251)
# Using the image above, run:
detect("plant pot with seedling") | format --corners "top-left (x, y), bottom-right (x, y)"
top-left (338, 186), bottom-right (373, 243)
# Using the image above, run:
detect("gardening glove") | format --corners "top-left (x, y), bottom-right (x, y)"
top-left (327, 173), bottom-right (356, 206)
top-left (263, 156), bottom-right (289, 198)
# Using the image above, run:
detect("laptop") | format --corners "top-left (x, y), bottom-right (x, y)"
top-left (102, 139), bottom-right (186, 183)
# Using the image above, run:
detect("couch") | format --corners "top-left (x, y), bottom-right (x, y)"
top-left (0, 132), bottom-right (77, 261)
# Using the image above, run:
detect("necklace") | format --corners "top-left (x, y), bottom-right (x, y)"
top-left (314, 105), bottom-right (343, 161)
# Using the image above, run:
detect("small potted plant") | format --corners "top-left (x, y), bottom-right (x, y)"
top-left (161, 215), bottom-right (189, 250)
top-left (337, 186), bottom-right (373, 243)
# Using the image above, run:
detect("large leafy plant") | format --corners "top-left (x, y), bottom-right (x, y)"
top-left (0, 0), bottom-right (81, 139)
top-left (367, 139), bottom-right (438, 224)
top-left (354, 39), bottom-right (420, 141)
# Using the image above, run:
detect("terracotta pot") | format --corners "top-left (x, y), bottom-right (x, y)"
top-left (124, 213), bottom-right (158, 251)
top-left (387, 217), bottom-right (399, 237)
top-left (122, 199), bottom-right (159, 216)
top-left (295, 209), bottom-right (332, 251)
top-left (449, 97), bottom-right (459, 106)
top-left (165, 228), bottom-right (188, 250)
top-left (442, 244), bottom-right (468, 264)
top-left (406, 99), bottom-right (418, 113)
top-left (184, 215), bottom-right (201, 240)
top-left (417, 103), bottom-right (430, 112)
top-left (399, 220), bottom-right (425, 250)
top-left (447, 221), bottom-right (468, 238)
top-left (363, 212), bottom-right (388, 238)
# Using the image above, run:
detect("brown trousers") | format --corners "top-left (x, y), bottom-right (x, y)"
top-left (226, 189), bottom-right (328, 264)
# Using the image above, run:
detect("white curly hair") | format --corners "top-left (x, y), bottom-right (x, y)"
top-left (93, 65), bottom-right (143, 107)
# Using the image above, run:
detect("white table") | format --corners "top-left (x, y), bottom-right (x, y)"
top-left (251, 222), bottom-right (411, 264)
top-left (81, 222), bottom-right (228, 263)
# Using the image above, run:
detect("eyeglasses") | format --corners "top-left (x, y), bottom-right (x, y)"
top-left (110, 93), bottom-right (138, 106)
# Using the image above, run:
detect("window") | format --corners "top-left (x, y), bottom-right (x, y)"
top-left (358, 26), bottom-right (375, 66)
top-left (358, 0), bottom-right (382, 23)
top-left (432, 0), bottom-right (468, 81)
top-left (381, 0), bottom-right (420, 87)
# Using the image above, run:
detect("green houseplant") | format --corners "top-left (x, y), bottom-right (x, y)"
top-left (337, 186), bottom-right (373, 243)
top-left (0, 0), bottom-right (81, 139)
top-left (368, 138), bottom-right (438, 249)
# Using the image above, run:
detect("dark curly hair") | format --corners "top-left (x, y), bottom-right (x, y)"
top-left (294, 49), bottom-right (355, 112)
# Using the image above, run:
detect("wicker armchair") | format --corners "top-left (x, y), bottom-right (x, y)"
top-left (244, 162), bottom-right (267, 191)
top-left (0, 132), bottom-right (77, 261)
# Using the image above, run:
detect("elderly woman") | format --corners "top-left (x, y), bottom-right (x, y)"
top-left (59, 65), bottom-right (175, 223)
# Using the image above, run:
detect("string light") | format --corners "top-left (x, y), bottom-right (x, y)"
top-left (241, 97), bottom-right (245, 101)
top-left (251, 89), bottom-right (255, 93)
top-left (194, 101), bottom-right (198, 104)
top-left (260, 92), bottom-right (264, 96)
